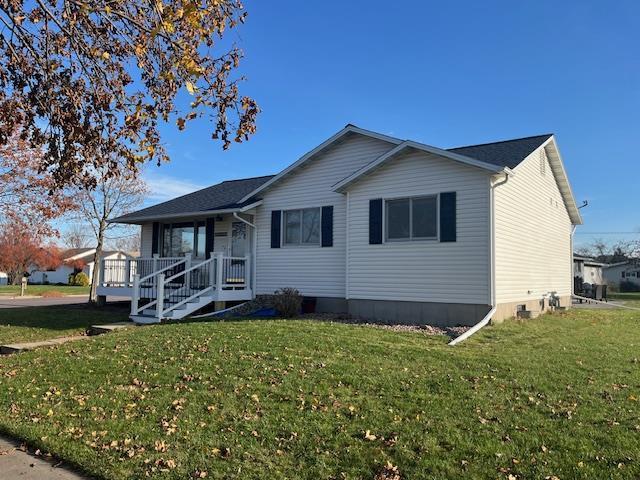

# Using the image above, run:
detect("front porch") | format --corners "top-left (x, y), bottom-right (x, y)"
top-left (100, 209), bottom-right (258, 322)
top-left (97, 254), bottom-right (254, 322)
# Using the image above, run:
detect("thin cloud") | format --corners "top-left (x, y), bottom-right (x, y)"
top-left (144, 172), bottom-right (204, 202)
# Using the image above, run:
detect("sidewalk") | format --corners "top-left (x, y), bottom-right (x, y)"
top-left (0, 435), bottom-right (90, 479)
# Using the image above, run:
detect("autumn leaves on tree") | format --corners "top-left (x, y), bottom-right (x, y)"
top-left (0, 0), bottom-right (258, 189)
top-left (0, 1), bottom-right (258, 285)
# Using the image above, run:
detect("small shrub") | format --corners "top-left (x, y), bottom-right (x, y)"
top-left (273, 287), bottom-right (302, 318)
top-left (68, 272), bottom-right (90, 286)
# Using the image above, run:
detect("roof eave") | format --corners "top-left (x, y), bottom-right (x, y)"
top-left (237, 125), bottom-right (403, 203)
top-left (540, 136), bottom-right (583, 225)
top-left (109, 200), bottom-right (263, 225)
top-left (333, 140), bottom-right (504, 193)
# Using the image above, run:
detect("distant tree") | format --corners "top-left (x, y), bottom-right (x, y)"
top-left (0, 0), bottom-right (258, 190)
top-left (0, 127), bottom-right (74, 236)
top-left (0, 221), bottom-right (62, 284)
top-left (73, 166), bottom-right (147, 302)
top-left (63, 224), bottom-right (91, 249)
top-left (577, 238), bottom-right (640, 263)
top-left (108, 231), bottom-right (141, 255)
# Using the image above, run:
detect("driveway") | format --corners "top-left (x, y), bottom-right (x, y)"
top-left (0, 296), bottom-right (129, 309)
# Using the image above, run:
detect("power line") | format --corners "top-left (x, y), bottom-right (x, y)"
top-left (575, 231), bottom-right (639, 235)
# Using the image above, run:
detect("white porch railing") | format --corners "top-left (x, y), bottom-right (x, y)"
top-left (128, 253), bottom-right (251, 320)
top-left (100, 256), bottom-right (185, 288)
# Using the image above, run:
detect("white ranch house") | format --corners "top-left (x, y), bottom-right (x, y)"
top-left (100, 125), bottom-right (582, 324)
top-left (31, 248), bottom-right (129, 285)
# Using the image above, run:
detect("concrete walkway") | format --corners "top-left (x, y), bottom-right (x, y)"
top-left (0, 335), bottom-right (91, 355)
top-left (0, 435), bottom-right (90, 479)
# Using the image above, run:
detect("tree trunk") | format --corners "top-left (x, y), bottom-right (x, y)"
top-left (89, 223), bottom-right (106, 303)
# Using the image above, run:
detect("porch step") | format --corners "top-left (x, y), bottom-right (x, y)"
top-left (130, 314), bottom-right (161, 324)
top-left (132, 295), bottom-right (216, 323)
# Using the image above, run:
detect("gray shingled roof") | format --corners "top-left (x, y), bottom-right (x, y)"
top-left (448, 134), bottom-right (553, 169)
top-left (113, 134), bottom-right (553, 224)
top-left (112, 175), bottom-right (275, 223)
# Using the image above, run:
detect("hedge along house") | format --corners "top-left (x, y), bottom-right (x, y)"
top-left (103, 125), bottom-right (582, 324)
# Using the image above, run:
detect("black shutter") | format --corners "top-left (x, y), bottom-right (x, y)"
top-left (271, 210), bottom-right (281, 248)
top-left (321, 206), bottom-right (333, 247)
top-left (440, 192), bottom-right (457, 242)
top-left (205, 218), bottom-right (215, 258)
top-left (151, 222), bottom-right (160, 255)
top-left (369, 199), bottom-right (383, 244)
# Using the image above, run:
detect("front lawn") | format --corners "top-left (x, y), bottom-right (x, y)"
top-left (0, 304), bottom-right (128, 344)
top-left (0, 309), bottom-right (639, 479)
top-left (0, 284), bottom-right (90, 297)
top-left (609, 292), bottom-right (640, 307)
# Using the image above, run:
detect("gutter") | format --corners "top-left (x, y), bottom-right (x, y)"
top-left (449, 169), bottom-right (512, 346)
top-left (109, 200), bottom-right (263, 224)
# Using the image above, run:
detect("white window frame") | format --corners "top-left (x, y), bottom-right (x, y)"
top-left (282, 207), bottom-right (322, 247)
top-left (384, 194), bottom-right (439, 242)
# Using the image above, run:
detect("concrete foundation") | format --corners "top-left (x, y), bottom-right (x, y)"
top-left (315, 297), bottom-right (348, 314)
top-left (345, 299), bottom-right (491, 327)
top-left (492, 295), bottom-right (572, 323)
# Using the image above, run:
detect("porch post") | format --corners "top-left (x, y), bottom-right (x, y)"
top-left (131, 274), bottom-right (140, 315)
top-left (209, 252), bottom-right (216, 288)
top-left (156, 273), bottom-right (165, 321)
top-left (215, 252), bottom-right (224, 288)
top-left (245, 255), bottom-right (251, 288)
top-left (124, 258), bottom-right (131, 287)
top-left (152, 254), bottom-right (159, 275)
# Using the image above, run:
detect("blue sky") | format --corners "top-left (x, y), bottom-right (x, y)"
top-left (143, 0), bottom-right (639, 250)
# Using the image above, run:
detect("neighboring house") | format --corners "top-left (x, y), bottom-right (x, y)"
top-left (573, 255), bottom-right (605, 285)
top-left (30, 248), bottom-right (129, 284)
top-left (603, 260), bottom-right (640, 290)
top-left (0, 271), bottom-right (7, 285)
top-left (102, 124), bottom-right (582, 325)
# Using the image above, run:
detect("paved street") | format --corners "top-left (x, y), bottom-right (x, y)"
top-left (0, 296), bottom-right (129, 309)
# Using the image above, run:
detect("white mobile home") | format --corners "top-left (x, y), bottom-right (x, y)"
top-left (103, 125), bottom-right (582, 325)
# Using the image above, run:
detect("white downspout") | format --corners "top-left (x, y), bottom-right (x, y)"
top-left (233, 211), bottom-right (257, 296)
top-left (449, 169), bottom-right (512, 346)
top-left (571, 224), bottom-right (577, 296)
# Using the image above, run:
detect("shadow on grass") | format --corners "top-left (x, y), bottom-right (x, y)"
top-left (0, 303), bottom-right (130, 332)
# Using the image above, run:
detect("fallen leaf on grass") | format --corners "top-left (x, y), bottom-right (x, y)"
top-left (374, 461), bottom-right (401, 480)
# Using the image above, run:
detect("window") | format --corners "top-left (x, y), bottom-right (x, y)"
top-left (162, 221), bottom-right (206, 257)
top-left (386, 195), bottom-right (437, 241)
top-left (283, 207), bottom-right (320, 245)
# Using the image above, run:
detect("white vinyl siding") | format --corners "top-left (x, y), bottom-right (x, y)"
top-left (346, 149), bottom-right (491, 304)
top-left (255, 133), bottom-right (395, 297)
top-left (494, 147), bottom-right (572, 303)
top-left (140, 223), bottom-right (154, 257)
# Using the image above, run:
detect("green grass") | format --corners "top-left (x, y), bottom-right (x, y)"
top-left (0, 305), bottom-right (128, 344)
top-left (608, 292), bottom-right (640, 308)
top-left (0, 284), bottom-right (90, 296)
top-left (0, 309), bottom-right (639, 479)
